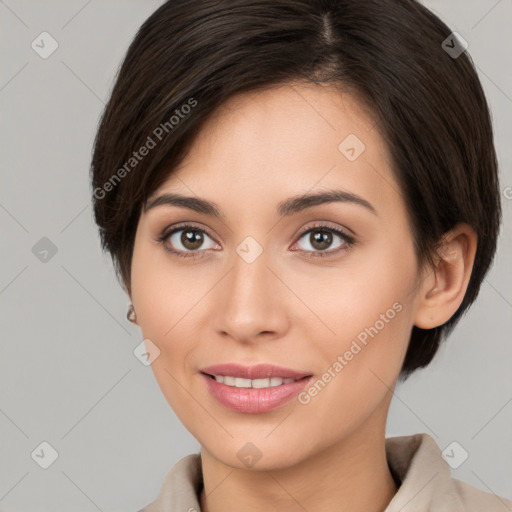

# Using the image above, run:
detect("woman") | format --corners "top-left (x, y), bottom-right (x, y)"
top-left (90, 0), bottom-right (511, 510)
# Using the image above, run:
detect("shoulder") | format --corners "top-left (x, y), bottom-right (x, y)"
top-left (385, 433), bottom-right (512, 512)
top-left (137, 453), bottom-right (203, 512)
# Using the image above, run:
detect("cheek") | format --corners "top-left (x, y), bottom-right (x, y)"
top-left (308, 243), bottom-right (414, 363)
top-left (130, 242), bottom-right (201, 421)
top-left (296, 239), bottom-right (418, 424)
top-left (130, 239), bottom-right (209, 380)
top-left (131, 236), bottom-right (190, 337)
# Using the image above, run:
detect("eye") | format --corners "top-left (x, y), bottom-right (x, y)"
top-left (156, 222), bottom-right (355, 259)
top-left (292, 223), bottom-right (355, 257)
top-left (156, 224), bottom-right (219, 258)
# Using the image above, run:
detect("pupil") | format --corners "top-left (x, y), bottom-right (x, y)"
top-left (312, 230), bottom-right (332, 250)
top-left (182, 230), bottom-right (203, 250)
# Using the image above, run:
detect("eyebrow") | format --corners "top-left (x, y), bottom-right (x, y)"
top-left (144, 189), bottom-right (377, 218)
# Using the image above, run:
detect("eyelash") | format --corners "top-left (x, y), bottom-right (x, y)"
top-left (155, 222), bottom-right (356, 260)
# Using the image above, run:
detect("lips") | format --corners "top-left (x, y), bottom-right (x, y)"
top-left (200, 363), bottom-right (313, 413)
top-left (200, 363), bottom-right (312, 380)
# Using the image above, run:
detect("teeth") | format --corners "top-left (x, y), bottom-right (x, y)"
top-left (213, 375), bottom-right (298, 388)
top-left (253, 378), bottom-right (272, 388)
top-left (234, 377), bottom-right (251, 388)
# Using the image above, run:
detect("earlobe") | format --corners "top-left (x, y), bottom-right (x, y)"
top-left (127, 304), bottom-right (138, 325)
top-left (413, 223), bottom-right (477, 330)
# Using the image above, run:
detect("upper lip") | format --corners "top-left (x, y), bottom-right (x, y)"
top-left (200, 363), bottom-right (312, 380)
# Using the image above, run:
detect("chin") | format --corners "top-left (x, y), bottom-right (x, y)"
top-left (200, 430), bottom-right (317, 472)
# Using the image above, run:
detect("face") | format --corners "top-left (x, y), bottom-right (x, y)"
top-left (130, 82), bottom-right (424, 470)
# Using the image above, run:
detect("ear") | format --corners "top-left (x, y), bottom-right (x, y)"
top-left (127, 302), bottom-right (139, 326)
top-left (414, 223), bottom-right (478, 329)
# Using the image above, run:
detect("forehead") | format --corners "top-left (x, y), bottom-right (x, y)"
top-left (148, 82), bottom-right (400, 217)
top-left (186, 82), bottom-right (383, 163)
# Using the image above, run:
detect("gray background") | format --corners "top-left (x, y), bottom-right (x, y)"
top-left (1, 1), bottom-right (511, 510)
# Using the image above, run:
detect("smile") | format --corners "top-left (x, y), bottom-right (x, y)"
top-left (206, 374), bottom-right (301, 388)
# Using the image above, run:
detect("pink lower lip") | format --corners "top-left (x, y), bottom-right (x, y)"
top-left (201, 373), bottom-right (312, 413)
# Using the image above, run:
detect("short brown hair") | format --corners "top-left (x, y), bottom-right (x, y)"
top-left (90, 0), bottom-right (501, 380)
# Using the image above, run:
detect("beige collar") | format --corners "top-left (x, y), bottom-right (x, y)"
top-left (139, 433), bottom-right (511, 512)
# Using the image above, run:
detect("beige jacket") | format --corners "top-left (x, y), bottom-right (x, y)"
top-left (138, 433), bottom-right (512, 511)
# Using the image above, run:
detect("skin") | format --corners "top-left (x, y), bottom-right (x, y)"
top-left (129, 82), bottom-right (477, 512)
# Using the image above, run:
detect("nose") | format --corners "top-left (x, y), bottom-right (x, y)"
top-left (212, 245), bottom-right (290, 345)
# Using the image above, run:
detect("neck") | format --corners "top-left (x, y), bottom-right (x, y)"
top-left (199, 418), bottom-right (398, 512)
